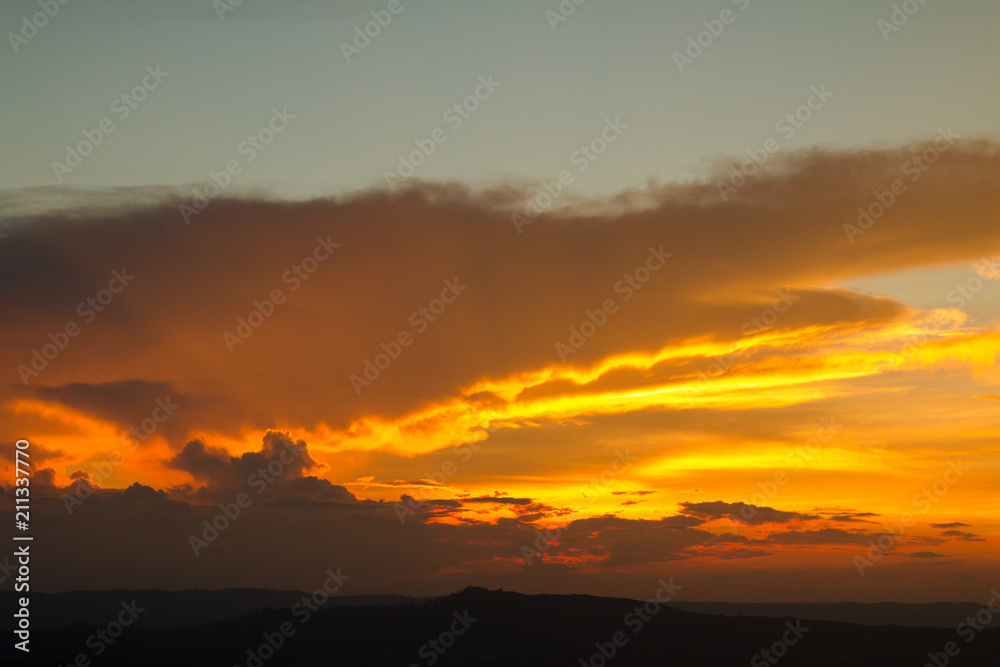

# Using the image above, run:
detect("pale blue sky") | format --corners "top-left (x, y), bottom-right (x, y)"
top-left (2, 0), bottom-right (998, 197)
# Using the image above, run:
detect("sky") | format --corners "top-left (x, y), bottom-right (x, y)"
top-left (1, 0), bottom-right (999, 603)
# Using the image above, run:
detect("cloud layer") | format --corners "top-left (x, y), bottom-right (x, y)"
top-left (2, 140), bottom-right (998, 600)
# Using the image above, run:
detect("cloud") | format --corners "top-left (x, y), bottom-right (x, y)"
top-left (972, 256), bottom-right (1000, 280)
top-left (165, 431), bottom-right (319, 502)
top-left (119, 481), bottom-right (171, 503)
top-left (908, 551), bottom-right (946, 559)
top-left (692, 546), bottom-right (773, 560)
top-left (543, 515), bottom-right (717, 566)
top-left (0, 432), bottom-right (985, 597)
top-left (0, 465), bottom-right (720, 591)
top-left (752, 528), bottom-right (871, 546)
top-left (930, 522), bottom-right (971, 529)
top-left (3, 140), bottom-right (999, 453)
top-left (1, 440), bottom-right (64, 463)
top-left (462, 496), bottom-right (533, 506)
top-left (678, 500), bottom-right (820, 526)
top-left (355, 479), bottom-right (445, 488)
top-left (2, 140), bottom-right (999, 598)
top-left (824, 512), bottom-right (879, 523)
top-left (28, 381), bottom-right (192, 444)
top-left (940, 530), bottom-right (986, 542)
top-left (902, 535), bottom-right (947, 547)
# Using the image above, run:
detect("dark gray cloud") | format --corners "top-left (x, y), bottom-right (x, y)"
top-left (752, 528), bottom-right (869, 546)
top-left (0, 432), bottom-right (976, 599)
top-left (25, 379), bottom-right (224, 447)
top-left (540, 515), bottom-right (718, 566)
top-left (462, 496), bottom-right (533, 506)
top-left (940, 530), bottom-right (986, 542)
top-left (678, 500), bottom-right (820, 525)
top-left (824, 512), bottom-right (879, 523)
top-left (165, 431), bottom-right (319, 502)
top-left (1, 440), bottom-right (63, 463)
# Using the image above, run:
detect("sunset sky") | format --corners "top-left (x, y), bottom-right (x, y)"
top-left (2, 0), bottom-right (999, 603)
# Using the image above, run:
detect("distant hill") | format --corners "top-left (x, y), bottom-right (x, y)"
top-left (5, 588), bottom-right (992, 631)
top-left (0, 589), bottom-right (430, 630)
top-left (668, 600), bottom-right (1000, 629)
top-left (6, 587), bottom-right (1000, 666)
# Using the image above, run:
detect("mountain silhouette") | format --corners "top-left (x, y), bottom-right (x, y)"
top-left (6, 587), bottom-right (999, 665)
